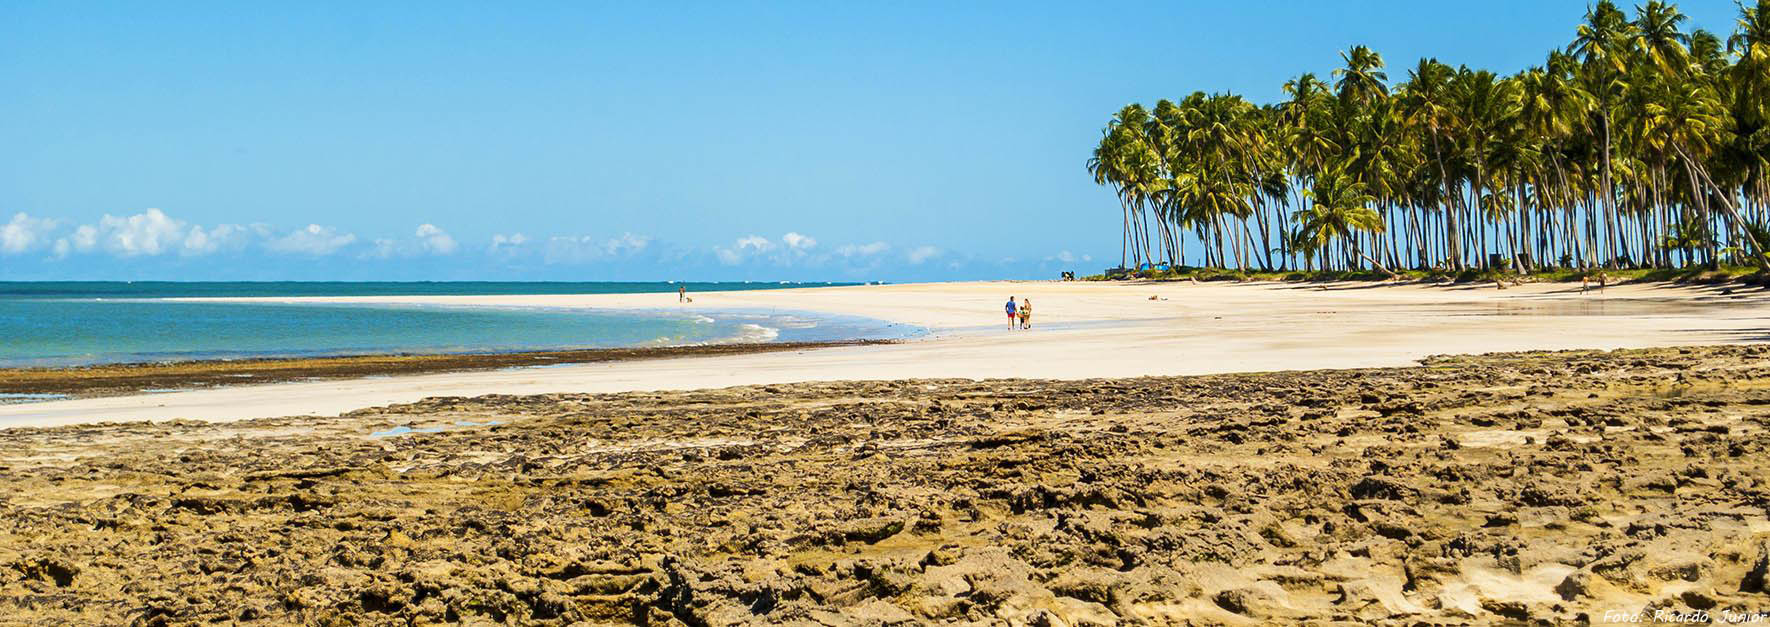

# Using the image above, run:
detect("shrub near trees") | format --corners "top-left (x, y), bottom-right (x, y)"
top-left (1087, 0), bottom-right (1770, 277)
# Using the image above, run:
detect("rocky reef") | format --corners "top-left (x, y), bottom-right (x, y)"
top-left (3, 345), bottom-right (1770, 624)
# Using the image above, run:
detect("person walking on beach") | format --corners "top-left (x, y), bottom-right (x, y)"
top-left (1005, 296), bottom-right (1018, 330)
top-left (678, 285), bottom-right (686, 303)
top-left (1019, 298), bottom-right (1032, 329)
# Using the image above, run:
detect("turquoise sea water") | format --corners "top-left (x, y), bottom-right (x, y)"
top-left (0, 281), bottom-right (912, 367)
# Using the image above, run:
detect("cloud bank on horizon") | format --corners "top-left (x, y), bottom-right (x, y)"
top-left (0, 209), bottom-right (1091, 282)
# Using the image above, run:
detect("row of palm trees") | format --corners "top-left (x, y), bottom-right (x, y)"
top-left (1088, 0), bottom-right (1770, 276)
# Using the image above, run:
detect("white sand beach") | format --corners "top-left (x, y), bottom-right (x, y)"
top-left (2, 279), bottom-right (1764, 427)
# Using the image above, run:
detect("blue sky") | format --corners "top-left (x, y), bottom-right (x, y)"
top-left (0, 1), bottom-right (1744, 281)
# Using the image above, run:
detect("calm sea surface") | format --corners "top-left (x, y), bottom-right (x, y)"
top-left (0, 281), bottom-right (912, 367)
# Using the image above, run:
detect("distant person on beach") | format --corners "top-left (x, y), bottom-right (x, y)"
top-left (678, 285), bottom-right (686, 302)
top-left (1019, 298), bottom-right (1032, 329)
top-left (1005, 296), bottom-right (1018, 330)
top-left (1581, 272), bottom-right (1607, 294)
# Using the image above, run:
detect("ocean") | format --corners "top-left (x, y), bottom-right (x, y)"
top-left (0, 281), bottom-right (912, 367)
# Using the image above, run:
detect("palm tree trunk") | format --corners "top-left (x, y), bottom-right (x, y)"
top-left (1350, 238), bottom-right (1399, 279)
top-left (1430, 131), bottom-right (1459, 270)
top-left (1512, 186), bottom-right (1528, 273)
top-left (1473, 165), bottom-right (1490, 271)
top-left (1409, 205), bottom-right (1425, 269)
top-left (1213, 215), bottom-right (1227, 269)
top-left (1242, 220), bottom-right (1269, 271)
top-left (1120, 200), bottom-right (1131, 269)
top-left (1677, 143), bottom-right (1770, 272)
top-left (1253, 196), bottom-right (1275, 270)
top-left (1600, 112), bottom-right (1620, 269)
top-left (1146, 201), bottom-right (1161, 267)
top-left (1177, 220), bottom-right (1187, 267)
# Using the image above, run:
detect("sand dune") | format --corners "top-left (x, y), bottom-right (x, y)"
top-left (1, 280), bottom-right (1765, 427)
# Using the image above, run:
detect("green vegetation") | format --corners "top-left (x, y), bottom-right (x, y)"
top-left (1081, 264), bottom-right (1766, 285)
top-left (1087, 0), bottom-right (1770, 280)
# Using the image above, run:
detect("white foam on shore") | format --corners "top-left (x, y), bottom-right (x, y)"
top-left (732, 323), bottom-right (780, 343)
top-left (771, 315), bottom-right (819, 329)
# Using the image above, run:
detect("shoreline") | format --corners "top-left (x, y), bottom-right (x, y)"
top-left (0, 340), bottom-right (895, 402)
top-left (2, 278), bottom-right (1766, 427)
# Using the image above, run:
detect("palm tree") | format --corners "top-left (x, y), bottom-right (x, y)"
top-left (1294, 169), bottom-right (1395, 276)
top-left (1087, 120), bottom-right (1129, 268)
top-left (1398, 58), bottom-right (1460, 269)
top-left (1730, 1), bottom-right (1770, 107)
top-left (1633, 0), bottom-right (1693, 75)
top-left (1449, 69), bottom-right (1522, 270)
top-left (1517, 57), bottom-right (1592, 268)
top-left (1645, 72), bottom-right (1770, 269)
top-left (1729, 1), bottom-right (1770, 223)
top-left (1088, 104), bottom-right (1166, 270)
top-left (1539, 51), bottom-right (1596, 267)
top-left (1571, 0), bottom-right (1635, 267)
top-left (1662, 215), bottom-right (1710, 265)
top-left (1087, 0), bottom-right (1770, 278)
top-left (1333, 45), bottom-right (1390, 106)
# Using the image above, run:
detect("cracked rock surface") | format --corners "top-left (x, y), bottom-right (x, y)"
top-left (3, 345), bottom-right (1770, 624)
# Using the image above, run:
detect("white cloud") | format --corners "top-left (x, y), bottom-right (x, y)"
top-left (603, 232), bottom-right (649, 256)
top-left (267, 224), bottom-right (357, 256)
top-left (736, 235), bottom-right (774, 252)
top-left (71, 225), bottom-right (97, 250)
top-left (717, 232), bottom-right (836, 266)
top-left (357, 224), bottom-right (465, 259)
top-left (489, 233), bottom-right (529, 256)
top-left (12, 213), bottom-right (978, 280)
top-left (1, 213), bottom-right (58, 255)
top-left (540, 233), bottom-right (651, 264)
top-left (837, 242), bottom-right (890, 257)
top-left (56, 225), bottom-right (98, 258)
top-left (717, 235), bottom-right (775, 265)
top-left (781, 232), bottom-right (816, 250)
top-left (181, 223), bottom-right (249, 256)
top-left (415, 223), bottom-right (458, 255)
top-left (38, 209), bottom-right (248, 258)
top-left (96, 209), bottom-right (188, 256)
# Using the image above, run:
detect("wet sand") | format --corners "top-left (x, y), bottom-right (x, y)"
top-left (0, 341), bottom-right (888, 400)
top-left (3, 344), bottom-right (1768, 623)
top-left (3, 279), bottom-right (1766, 427)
